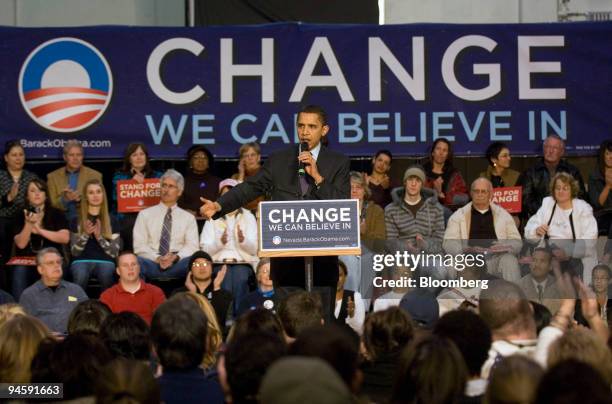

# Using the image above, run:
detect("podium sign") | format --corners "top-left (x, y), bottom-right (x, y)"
top-left (117, 178), bottom-right (161, 213)
top-left (258, 199), bottom-right (361, 257)
top-left (492, 186), bottom-right (522, 213)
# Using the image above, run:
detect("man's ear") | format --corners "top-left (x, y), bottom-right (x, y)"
top-left (322, 124), bottom-right (330, 137)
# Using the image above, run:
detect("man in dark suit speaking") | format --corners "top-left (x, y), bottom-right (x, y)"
top-left (199, 105), bottom-right (350, 303)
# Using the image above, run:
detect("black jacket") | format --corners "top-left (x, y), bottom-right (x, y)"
top-left (517, 158), bottom-right (587, 219)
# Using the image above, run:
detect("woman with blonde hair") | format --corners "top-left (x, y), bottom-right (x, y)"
top-left (0, 315), bottom-right (49, 382)
top-left (172, 291), bottom-right (223, 371)
top-left (525, 172), bottom-right (598, 284)
top-left (69, 179), bottom-right (121, 292)
top-left (0, 303), bottom-right (25, 327)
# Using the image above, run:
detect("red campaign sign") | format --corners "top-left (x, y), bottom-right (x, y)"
top-left (117, 179), bottom-right (161, 213)
top-left (492, 186), bottom-right (522, 214)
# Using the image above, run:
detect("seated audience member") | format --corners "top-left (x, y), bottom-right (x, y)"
top-left (484, 355), bottom-right (543, 404)
top-left (19, 247), bottom-right (87, 333)
top-left (423, 138), bottom-right (468, 208)
top-left (47, 140), bottom-right (103, 230)
top-left (480, 142), bottom-right (520, 188)
top-left (535, 360), bottom-right (612, 404)
top-left (398, 289), bottom-right (439, 329)
top-left (0, 303), bottom-right (25, 326)
top-left (547, 328), bottom-right (612, 384)
top-left (365, 149), bottom-right (396, 208)
top-left (524, 172), bottom-right (598, 284)
top-left (111, 142), bottom-right (162, 251)
top-left (517, 247), bottom-right (561, 314)
top-left (444, 178), bottom-right (522, 282)
top-left (289, 324), bottom-right (362, 395)
top-left (173, 251), bottom-right (233, 329)
top-left (0, 315), bottom-right (49, 383)
top-left (30, 333), bottom-right (113, 401)
top-left (227, 307), bottom-right (286, 344)
top-left (70, 179), bottom-right (121, 292)
top-left (237, 258), bottom-right (278, 315)
top-left (433, 310), bottom-right (492, 402)
top-left (360, 307), bottom-right (415, 403)
top-left (518, 134), bottom-right (587, 222)
top-left (151, 297), bottom-right (224, 404)
top-left (96, 358), bottom-right (160, 404)
top-left (575, 264), bottom-right (612, 327)
top-left (100, 251), bottom-right (165, 324)
top-left (231, 142), bottom-right (264, 213)
top-left (99, 312), bottom-right (151, 361)
top-left (200, 178), bottom-right (257, 312)
top-left (66, 299), bottom-right (111, 336)
top-left (173, 292), bottom-right (223, 371)
top-left (277, 291), bottom-right (324, 341)
top-left (391, 335), bottom-right (468, 404)
top-left (259, 357), bottom-right (352, 404)
top-left (589, 140), bottom-right (612, 236)
top-left (0, 140), bottom-right (39, 266)
top-left (133, 169), bottom-right (198, 281)
top-left (220, 331), bottom-right (286, 404)
top-left (333, 260), bottom-right (365, 334)
top-left (385, 166), bottom-right (444, 253)
top-left (178, 145), bottom-right (220, 215)
top-left (373, 265), bottom-right (414, 312)
top-left (11, 178), bottom-right (69, 299)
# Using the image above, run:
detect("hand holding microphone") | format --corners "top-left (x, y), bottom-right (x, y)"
top-left (298, 141), bottom-right (309, 176)
top-left (297, 141), bottom-right (324, 185)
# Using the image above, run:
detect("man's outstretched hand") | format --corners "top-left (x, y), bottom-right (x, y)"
top-left (199, 197), bottom-right (221, 219)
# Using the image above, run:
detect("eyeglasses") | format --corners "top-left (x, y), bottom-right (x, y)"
top-left (192, 261), bottom-right (211, 268)
top-left (471, 189), bottom-right (490, 195)
top-left (161, 183), bottom-right (178, 189)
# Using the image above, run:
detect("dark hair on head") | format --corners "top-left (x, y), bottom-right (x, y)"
top-left (67, 300), bottom-right (112, 336)
top-left (187, 145), bottom-right (214, 169)
top-left (429, 138), bottom-right (455, 171)
top-left (597, 140), bottom-right (612, 175)
top-left (99, 312), bottom-right (151, 361)
top-left (120, 142), bottom-right (153, 176)
top-left (530, 301), bottom-right (552, 334)
top-left (298, 105), bottom-right (328, 126)
top-left (230, 308), bottom-right (285, 343)
top-left (592, 263), bottom-right (611, 279)
top-left (277, 291), bottom-right (323, 338)
top-left (535, 360), bottom-right (612, 404)
top-left (3, 140), bottom-right (24, 158)
top-left (289, 324), bottom-right (360, 389)
top-left (486, 355), bottom-right (543, 404)
top-left (25, 178), bottom-right (51, 210)
top-left (479, 280), bottom-right (535, 337)
top-left (96, 358), bottom-right (160, 404)
top-left (391, 335), bottom-right (468, 404)
top-left (485, 142), bottom-right (509, 167)
top-left (533, 246), bottom-right (553, 261)
top-left (362, 306), bottom-right (415, 360)
top-left (375, 149), bottom-right (393, 161)
top-left (31, 333), bottom-right (113, 400)
top-left (225, 331), bottom-right (286, 403)
top-left (151, 297), bottom-right (208, 370)
top-left (433, 310), bottom-right (492, 376)
top-left (115, 250), bottom-right (137, 267)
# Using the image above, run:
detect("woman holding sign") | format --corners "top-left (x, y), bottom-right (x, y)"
top-left (480, 142), bottom-right (520, 188)
top-left (70, 179), bottom-right (121, 293)
top-left (112, 143), bottom-right (162, 251)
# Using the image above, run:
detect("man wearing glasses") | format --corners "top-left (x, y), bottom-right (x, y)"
top-left (133, 169), bottom-right (199, 281)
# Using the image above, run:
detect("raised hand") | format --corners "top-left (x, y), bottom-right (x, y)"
top-left (214, 265), bottom-right (227, 291)
top-left (199, 197), bottom-right (220, 219)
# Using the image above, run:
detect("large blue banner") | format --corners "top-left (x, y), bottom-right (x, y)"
top-left (0, 22), bottom-right (610, 159)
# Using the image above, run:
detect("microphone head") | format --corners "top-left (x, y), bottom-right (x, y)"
top-left (300, 141), bottom-right (309, 152)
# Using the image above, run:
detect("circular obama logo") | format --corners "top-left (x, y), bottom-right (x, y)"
top-left (272, 236), bottom-right (282, 245)
top-left (19, 37), bottom-right (113, 133)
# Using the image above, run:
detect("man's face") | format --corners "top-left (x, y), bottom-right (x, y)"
top-left (64, 146), bottom-right (83, 171)
top-left (191, 258), bottom-right (213, 282)
top-left (530, 250), bottom-right (552, 281)
top-left (543, 137), bottom-right (564, 165)
top-left (160, 177), bottom-right (181, 204)
top-left (404, 177), bottom-right (422, 197)
top-left (470, 180), bottom-right (492, 210)
top-left (257, 263), bottom-right (273, 288)
top-left (296, 112), bottom-right (329, 150)
top-left (116, 254), bottom-right (140, 282)
top-left (37, 252), bottom-right (63, 286)
top-left (592, 268), bottom-right (610, 294)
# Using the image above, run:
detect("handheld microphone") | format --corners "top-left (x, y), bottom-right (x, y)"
top-left (298, 141), bottom-right (309, 176)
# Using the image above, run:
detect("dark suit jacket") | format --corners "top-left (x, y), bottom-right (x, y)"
top-left (216, 144), bottom-right (350, 216)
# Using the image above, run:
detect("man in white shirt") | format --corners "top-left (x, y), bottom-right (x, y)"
top-left (133, 169), bottom-right (199, 281)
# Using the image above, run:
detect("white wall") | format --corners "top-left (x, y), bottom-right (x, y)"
top-left (0, 0), bottom-right (184, 26)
